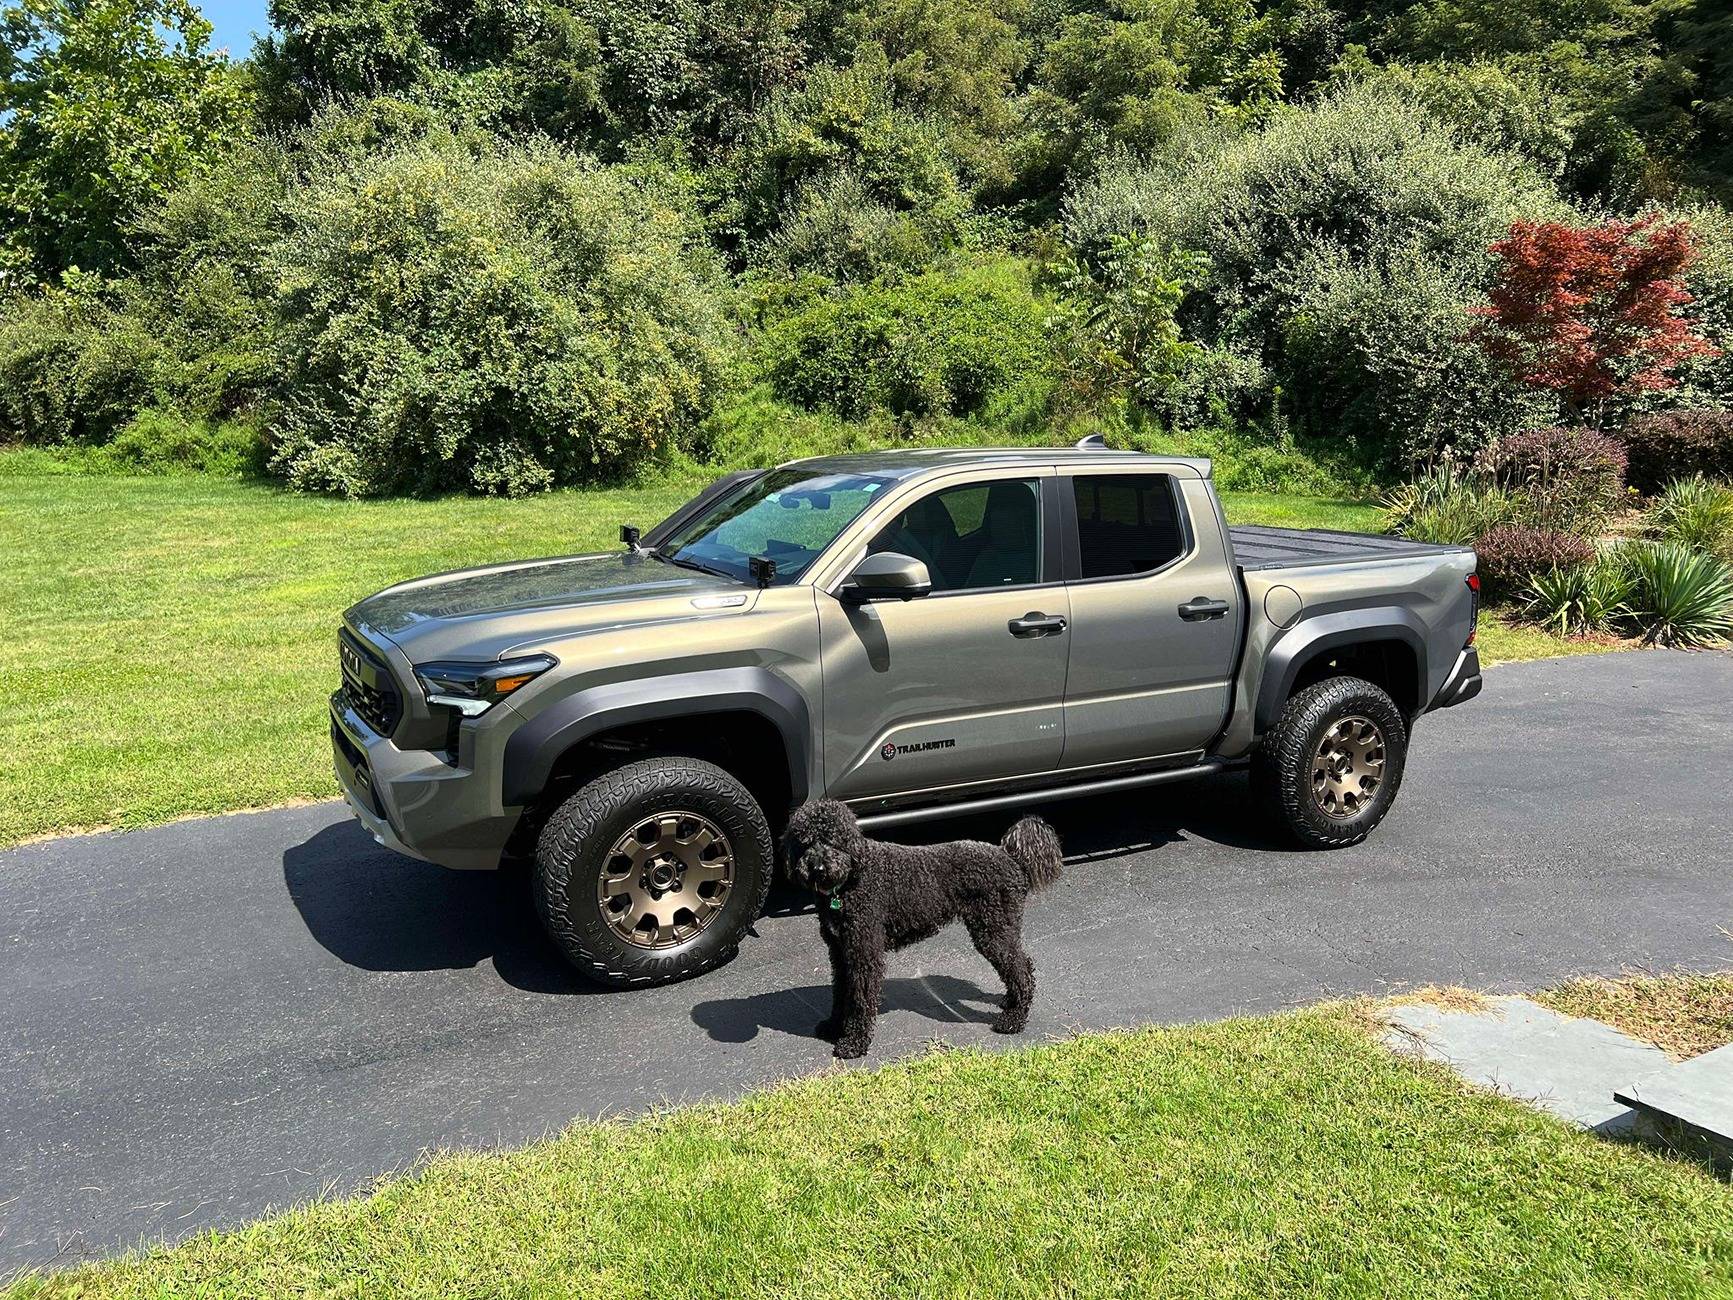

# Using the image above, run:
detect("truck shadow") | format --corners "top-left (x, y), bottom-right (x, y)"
top-left (690, 973), bottom-right (1003, 1044)
top-left (283, 768), bottom-right (1282, 992)
top-left (282, 821), bottom-right (593, 995)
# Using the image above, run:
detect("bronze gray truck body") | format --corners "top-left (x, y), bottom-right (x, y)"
top-left (331, 446), bottom-right (1481, 983)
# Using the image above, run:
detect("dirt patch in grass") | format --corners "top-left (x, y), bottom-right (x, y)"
top-left (1537, 972), bottom-right (1733, 1061)
top-left (1386, 985), bottom-right (1498, 1014)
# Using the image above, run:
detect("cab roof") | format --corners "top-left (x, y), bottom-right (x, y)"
top-left (779, 446), bottom-right (1214, 482)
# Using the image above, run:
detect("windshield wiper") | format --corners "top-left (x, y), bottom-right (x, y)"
top-left (652, 551), bottom-right (730, 580)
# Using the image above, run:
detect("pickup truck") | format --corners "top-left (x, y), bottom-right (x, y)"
top-left (332, 443), bottom-right (1481, 986)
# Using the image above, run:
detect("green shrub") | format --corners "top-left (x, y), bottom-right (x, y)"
top-left (100, 407), bottom-right (268, 476)
top-left (1474, 523), bottom-right (1597, 602)
top-left (751, 171), bottom-right (952, 285)
top-left (1618, 409), bottom-right (1733, 493)
top-left (1616, 541), bottom-right (1733, 647)
top-left (759, 260), bottom-right (1051, 421)
top-left (1521, 559), bottom-right (1633, 636)
top-left (0, 284), bottom-right (159, 445)
top-left (1646, 475), bottom-right (1733, 560)
top-left (267, 141), bottom-right (731, 497)
top-left (1480, 425), bottom-right (1627, 535)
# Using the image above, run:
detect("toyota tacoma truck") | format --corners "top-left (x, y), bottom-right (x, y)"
top-left (332, 443), bottom-right (1481, 986)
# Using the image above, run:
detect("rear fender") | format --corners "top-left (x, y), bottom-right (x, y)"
top-left (1254, 606), bottom-right (1430, 730)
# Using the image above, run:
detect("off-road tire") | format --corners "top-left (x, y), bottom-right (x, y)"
top-left (534, 757), bottom-right (773, 987)
top-left (1253, 674), bottom-right (1408, 849)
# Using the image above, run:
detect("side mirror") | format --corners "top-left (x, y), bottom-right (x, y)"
top-left (842, 551), bottom-right (932, 603)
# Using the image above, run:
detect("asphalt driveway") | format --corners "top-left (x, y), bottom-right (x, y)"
top-left (3, 649), bottom-right (1731, 1276)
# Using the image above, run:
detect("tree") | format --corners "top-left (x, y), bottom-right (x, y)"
top-left (0, 0), bottom-right (251, 283)
top-left (1472, 217), bottom-right (1718, 423)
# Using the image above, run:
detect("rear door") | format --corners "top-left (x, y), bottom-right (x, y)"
top-left (1056, 469), bottom-right (1243, 770)
top-left (815, 469), bottom-right (1070, 803)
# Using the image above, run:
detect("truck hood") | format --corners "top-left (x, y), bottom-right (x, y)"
top-left (346, 552), bottom-right (749, 662)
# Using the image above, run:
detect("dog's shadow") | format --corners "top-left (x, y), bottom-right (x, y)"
top-left (691, 973), bottom-right (1001, 1044)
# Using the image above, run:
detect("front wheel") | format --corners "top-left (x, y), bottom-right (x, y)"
top-left (534, 757), bottom-right (773, 986)
top-left (1253, 675), bottom-right (1408, 849)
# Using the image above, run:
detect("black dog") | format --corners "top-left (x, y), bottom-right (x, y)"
top-left (782, 799), bottom-right (1064, 1058)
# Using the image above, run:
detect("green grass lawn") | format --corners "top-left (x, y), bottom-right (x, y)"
top-left (7, 1007), bottom-right (1730, 1299)
top-left (0, 468), bottom-right (1589, 847)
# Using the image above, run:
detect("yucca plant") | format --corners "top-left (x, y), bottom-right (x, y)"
top-left (1616, 541), bottom-right (1733, 648)
top-left (1646, 475), bottom-right (1733, 560)
top-left (1380, 461), bottom-right (1513, 545)
top-left (1522, 559), bottom-right (1634, 637)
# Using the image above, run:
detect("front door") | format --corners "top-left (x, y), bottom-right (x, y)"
top-left (818, 474), bottom-right (1070, 804)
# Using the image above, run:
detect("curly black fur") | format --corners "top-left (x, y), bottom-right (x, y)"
top-left (782, 799), bottom-right (1064, 1058)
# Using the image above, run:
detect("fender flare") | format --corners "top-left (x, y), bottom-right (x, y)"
top-left (500, 667), bottom-right (810, 808)
top-left (1255, 606), bottom-right (1431, 730)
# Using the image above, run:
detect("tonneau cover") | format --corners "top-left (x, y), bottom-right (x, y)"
top-left (1229, 525), bottom-right (1471, 572)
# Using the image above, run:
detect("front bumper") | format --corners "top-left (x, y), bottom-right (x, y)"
top-left (1429, 646), bottom-right (1483, 711)
top-left (329, 691), bottom-right (521, 870)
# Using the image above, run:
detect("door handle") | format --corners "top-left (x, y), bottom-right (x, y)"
top-left (1178, 596), bottom-right (1230, 621)
top-left (1008, 612), bottom-right (1067, 638)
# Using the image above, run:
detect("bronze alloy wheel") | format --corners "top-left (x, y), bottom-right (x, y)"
top-left (1311, 715), bottom-right (1386, 820)
top-left (597, 811), bottom-right (735, 949)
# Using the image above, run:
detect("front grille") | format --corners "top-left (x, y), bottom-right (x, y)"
top-left (338, 629), bottom-right (402, 736)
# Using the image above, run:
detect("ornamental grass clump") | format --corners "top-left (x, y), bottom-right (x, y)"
top-left (1646, 475), bottom-right (1733, 560)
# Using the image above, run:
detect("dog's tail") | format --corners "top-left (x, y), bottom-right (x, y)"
top-left (1001, 816), bottom-right (1063, 891)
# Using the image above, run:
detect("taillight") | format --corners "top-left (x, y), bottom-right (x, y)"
top-left (1465, 573), bottom-right (1480, 645)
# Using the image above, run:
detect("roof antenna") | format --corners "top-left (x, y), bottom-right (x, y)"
top-left (1074, 432), bottom-right (1108, 450)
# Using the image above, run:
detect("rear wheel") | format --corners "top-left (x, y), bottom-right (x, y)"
top-left (1254, 675), bottom-right (1408, 849)
top-left (534, 757), bottom-right (773, 986)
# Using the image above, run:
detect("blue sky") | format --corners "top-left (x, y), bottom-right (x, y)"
top-left (202, 0), bottom-right (272, 58)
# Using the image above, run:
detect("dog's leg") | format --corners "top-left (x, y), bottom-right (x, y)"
top-left (965, 899), bottom-right (1035, 1035)
top-left (834, 935), bottom-right (884, 1060)
top-left (818, 926), bottom-right (847, 1040)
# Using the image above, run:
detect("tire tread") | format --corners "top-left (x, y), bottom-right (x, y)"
top-left (534, 757), bottom-right (773, 987)
top-left (1253, 675), bottom-right (1408, 850)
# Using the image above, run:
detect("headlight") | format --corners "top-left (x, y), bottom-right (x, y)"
top-left (414, 655), bottom-right (556, 717)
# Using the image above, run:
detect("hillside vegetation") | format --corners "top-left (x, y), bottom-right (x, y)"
top-left (0, 0), bottom-right (1729, 497)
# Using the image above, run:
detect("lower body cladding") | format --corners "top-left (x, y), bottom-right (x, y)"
top-left (330, 692), bottom-right (520, 870)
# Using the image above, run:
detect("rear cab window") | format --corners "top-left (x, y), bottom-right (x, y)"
top-left (1071, 474), bottom-right (1188, 579)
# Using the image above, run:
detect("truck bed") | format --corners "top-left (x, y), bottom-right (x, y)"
top-left (1228, 525), bottom-right (1470, 572)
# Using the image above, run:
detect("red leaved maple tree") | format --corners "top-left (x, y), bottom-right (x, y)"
top-left (1472, 217), bottom-right (1717, 421)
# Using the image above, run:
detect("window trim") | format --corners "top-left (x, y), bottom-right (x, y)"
top-left (815, 468), bottom-right (1066, 599)
top-left (1059, 470), bottom-right (1196, 585)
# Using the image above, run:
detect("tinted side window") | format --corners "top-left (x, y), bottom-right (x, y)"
top-left (868, 479), bottom-right (1042, 591)
top-left (1072, 475), bottom-right (1185, 579)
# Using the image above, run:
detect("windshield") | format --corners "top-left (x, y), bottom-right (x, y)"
top-left (656, 468), bottom-right (896, 584)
